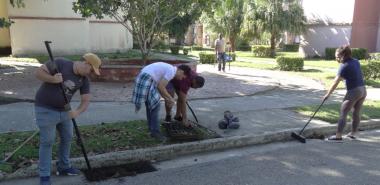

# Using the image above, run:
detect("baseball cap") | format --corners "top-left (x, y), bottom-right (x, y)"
top-left (83, 53), bottom-right (101, 75)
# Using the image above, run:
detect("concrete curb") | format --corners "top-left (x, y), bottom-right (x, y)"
top-left (2, 119), bottom-right (379, 181)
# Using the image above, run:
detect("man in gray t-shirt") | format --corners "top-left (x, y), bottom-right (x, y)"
top-left (35, 53), bottom-right (101, 185)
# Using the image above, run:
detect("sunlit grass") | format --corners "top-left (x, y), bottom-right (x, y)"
top-left (295, 100), bottom-right (380, 123)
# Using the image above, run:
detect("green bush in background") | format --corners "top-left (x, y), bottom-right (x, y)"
top-left (252, 45), bottom-right (272, 57)
top-left (283, 44), bottom-right (299, 52)
top-left (199, 52), bottom-right (216, 64)
top-left (351, 48), bottom-right (368, 60)
top-left (183, 48), bottom-right (189, 55)
top-left (276, 56), bottom-right (304, 71)
top-left (236, 38), bottom-right (251, 51)
top-left (325, 47), bottom-right (368, 60)
top-left (192, 46), bottom-right (204, 51)
top-left (362, 60), bottom-right (380, 80)
top-left (170, 46), bottom-right (180, 55)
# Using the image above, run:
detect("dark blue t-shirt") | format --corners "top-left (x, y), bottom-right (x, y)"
top-left (337, 58), bottom-right (364, 90)
top-left (35, 58), bottom-right (90, 111)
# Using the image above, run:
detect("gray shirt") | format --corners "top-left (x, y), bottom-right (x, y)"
top-left (35, 58), bottom-right (90, 111)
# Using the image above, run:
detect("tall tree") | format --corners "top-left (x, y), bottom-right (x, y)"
top-left (245, 0), bottom-right (306, 57)
top-left (0, 0), bottom-right (25, 28)
top-left (73, 0), bottom-right (207, 62)
top-left (201, 0), bottom-right (245, 52)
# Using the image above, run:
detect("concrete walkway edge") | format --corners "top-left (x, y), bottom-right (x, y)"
top-left (2, 119), bottom-right (380, 181)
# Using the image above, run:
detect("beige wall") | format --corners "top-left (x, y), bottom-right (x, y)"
top-left (0, 0), bottom-right (11, 47)
top-left (7, 0), bottom-right (132, 56)
top-left (300, 0), bottom-right (355, 57)
top-left (300, 25), bottom-right (351, 57)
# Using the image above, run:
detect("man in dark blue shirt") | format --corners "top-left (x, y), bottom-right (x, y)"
top-left (35, 53), bottom-right (101, 185)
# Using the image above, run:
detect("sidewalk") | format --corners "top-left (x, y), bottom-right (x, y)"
top-left (1, 62), bottom-right (379, 182)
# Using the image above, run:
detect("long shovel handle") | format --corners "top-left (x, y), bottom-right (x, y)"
top-left (186, 101), bottom-right (198, 123)
top-left (299, 98), bottom-right (327, 134)
top-left (44, 41), bottom-right (92, 171)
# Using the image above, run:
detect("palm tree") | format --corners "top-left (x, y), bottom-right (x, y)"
top-left (245, 0), bottom-right (306, 57)
top-left (201, 0), bottom-right (245, 51)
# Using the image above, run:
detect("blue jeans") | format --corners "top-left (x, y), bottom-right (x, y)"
top-left (145, 102), bottom-right (161, 134)
top-left (217, 52), bottom-right (226, 71)
top-left (35, 106), bottom-right (73, 177)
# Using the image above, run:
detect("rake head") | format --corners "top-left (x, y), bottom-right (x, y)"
top-left (291, 132), bottom-right (306, 143)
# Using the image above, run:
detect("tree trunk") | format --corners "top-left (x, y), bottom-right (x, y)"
top-left (229, 35), bottom-right (236, 52)
top-left (270, 33), bottom-right (276, 58)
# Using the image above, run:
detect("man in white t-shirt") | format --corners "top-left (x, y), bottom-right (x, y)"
top-left (132, 62), bottom-right (191, 141)
top-left (215, 33), bottom-right (226, 72)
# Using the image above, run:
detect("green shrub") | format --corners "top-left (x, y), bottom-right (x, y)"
top-left (283, 44), bottom-right (299, 52)
top-left (199, 52), bottom-right (216, 64)
top-left (183, 48), bottom-right (189, 55)
top-left (362, 60), bottom-right (380, 80)
top-left (236, 39), bottom-right (251, 51)
top-left (276, 57), bottom-right (304, 71)
top-left (153, 40), bottom-right (170, 52)
top-left (252, 45), bottom-right (272, 57)
top-left (351, 48), bottom-right (368, 60)
top-left (326, 47), bottom-right (368, 60)
top-left (170, 46), bottom-right (180, 55)
top-left (325, 48), bottom-right (336, 60)
top-left (192, 46), bottom-right (204, 51)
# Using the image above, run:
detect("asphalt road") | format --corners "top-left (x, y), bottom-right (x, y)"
top-left (2, 130), bottom-right (380, 185)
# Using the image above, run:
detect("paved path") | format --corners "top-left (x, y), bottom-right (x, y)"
top-left (0, 61), bottom-right (378, 138)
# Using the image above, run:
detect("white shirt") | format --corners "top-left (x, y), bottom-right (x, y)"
top-left (141, 62), bottom-right (177, 83)
top-left (215, 38), bottom-right (225, 53)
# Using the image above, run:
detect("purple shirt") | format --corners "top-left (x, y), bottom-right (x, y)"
top-left (168, 71), bottom-right (197, 94)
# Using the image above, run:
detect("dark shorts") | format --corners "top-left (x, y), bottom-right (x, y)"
top-left (344, 86), bottom-right (366, 101)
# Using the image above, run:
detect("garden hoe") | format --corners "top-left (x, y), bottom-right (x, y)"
top-left (291, 98), bottom-right (326, 143)
top-left (186, 101), bottom-right (198, 123)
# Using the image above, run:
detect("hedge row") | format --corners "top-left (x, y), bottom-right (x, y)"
top-left (362, 60), bottom-right (380, 80)
top-left (283, 44), bottom-right (299, 52)
top-left (276, 57), bottom-right (304, 71)
top-left (170, 46), bottom-right (180, 55)
top-left (199, 52), bottom-right (216, 64)
top-left (325, 47), bottom-right (368, 60)
top-left (252, 45), bottom-right (272, 57)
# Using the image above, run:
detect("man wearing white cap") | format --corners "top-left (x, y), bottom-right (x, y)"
top-left (34, 53), bottom-right (101, 185)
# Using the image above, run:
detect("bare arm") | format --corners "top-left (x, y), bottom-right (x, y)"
top-left (158, 79), bottom-right (175, 102)
top-left (70, 94), bottom-right (90, 118)
top-left (35, 64), bottom-right (62, 84)
top-left (323, 75), bottom-right (343, 100)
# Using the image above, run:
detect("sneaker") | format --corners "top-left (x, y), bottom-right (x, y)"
top-left (164, 115), bottom-right (172, 123)
top-left (150, 132), bottom-right (167, 142)
top-left (325, 135), bottom-right (343, 142)
top-left (40, 176), bottom-right (51, 185)
top-left (56, 167), bottom-right (81, 176)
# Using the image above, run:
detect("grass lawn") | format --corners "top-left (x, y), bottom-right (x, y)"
top-left (295, 100), bottom-right (380, 123)
top-left (230, 61), bottom-right (277, 70)
top-left (0, 120), bottom-right (217, 173)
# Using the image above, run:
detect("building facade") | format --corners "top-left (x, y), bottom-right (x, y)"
top-left (300, 0), bottom-right (380, 57)
top-left (0, 0), bottom-right (133, 56)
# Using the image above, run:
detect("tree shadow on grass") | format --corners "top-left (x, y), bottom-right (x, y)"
top-left (301, 69), bottom-right (323, 73)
